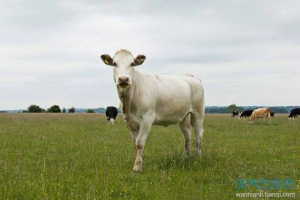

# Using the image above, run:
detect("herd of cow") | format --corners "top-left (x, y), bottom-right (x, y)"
top-left (232, 107), bottom-right (300, 122)
top-left (107, 106), bottom-right (300, 125)
top-left (100, 49), bottom-right (298, 172)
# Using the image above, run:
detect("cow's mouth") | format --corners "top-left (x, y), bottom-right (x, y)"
top-left (118, 83), bottom-right (130, 89)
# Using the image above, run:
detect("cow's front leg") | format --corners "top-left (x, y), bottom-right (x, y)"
top-left (133, 117), bottom-right (153, 172)
top-left (130, 130), bottom-right (139, 147)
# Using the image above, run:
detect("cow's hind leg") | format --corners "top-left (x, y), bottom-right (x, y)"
top-left (191, 113), bottom-right (204, 156)
top-left (179, 115), bottom-right (192, 156)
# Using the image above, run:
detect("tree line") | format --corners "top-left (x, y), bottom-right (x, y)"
top-left (7, 104), bottom-right (293, 114)
top-left (206, 104), bottom-right (292, 114)
top-left (24, 105), bottom-right (80, 113)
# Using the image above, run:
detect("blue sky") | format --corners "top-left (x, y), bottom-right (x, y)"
top-left (0, 0), bottom-right (299, 110)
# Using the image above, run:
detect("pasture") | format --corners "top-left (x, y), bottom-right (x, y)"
top-left (0, 113), bottom-right (299, 199)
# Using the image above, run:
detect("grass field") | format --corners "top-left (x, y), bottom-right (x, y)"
top-left (0, 113), bottom-right (299, 199)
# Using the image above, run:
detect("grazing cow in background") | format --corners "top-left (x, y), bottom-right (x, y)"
top-left (288, 108), bottom-right (300, 120)
top-left (240, 110), bottom-right (253, 118)
top-left (249, 107), bottom-right (271, 124)
top-left (101, 49), bottom-right (205, 172)
top-left (270, 110), bottom-right (275, 117)
top-left (106, 106), bottom-right (118, 124)
top-left (232, 110), bottom-right (239, 117)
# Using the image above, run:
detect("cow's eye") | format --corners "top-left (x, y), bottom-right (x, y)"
top-left (131, 62), bottom-right (135, 66)
top-left (113, 62), bottom-right (117, 67)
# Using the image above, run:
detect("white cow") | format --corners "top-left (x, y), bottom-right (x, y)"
top-left (101, 49), bottom-right (205, 172)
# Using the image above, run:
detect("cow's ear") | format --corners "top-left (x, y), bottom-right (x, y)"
top-left (101, 54), bottom-right (113, 66)
top-left (134, 55), bottom-right (146, 66)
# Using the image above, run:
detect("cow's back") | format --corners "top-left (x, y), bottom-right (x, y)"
top-left (291, 108), bottom-right (300, 115)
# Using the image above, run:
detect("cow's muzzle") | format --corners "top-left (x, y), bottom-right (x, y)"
top-left (117, 76), bottom-right (130, 88)
top-left (110, 118), bottom-right (115, 125)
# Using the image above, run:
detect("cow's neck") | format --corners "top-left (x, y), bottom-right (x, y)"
top-left (117, 69), bottom-right (139, 121)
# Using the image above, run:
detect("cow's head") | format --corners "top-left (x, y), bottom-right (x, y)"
top-left (101, 49), bottom-right (146, 89)
top-left (109, 118), bottom-right (115, 125)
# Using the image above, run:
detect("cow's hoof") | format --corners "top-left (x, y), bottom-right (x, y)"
top-left (133, 165), bottom-right (142, 173)
top-left (196, 150), bottom-right (201, 157)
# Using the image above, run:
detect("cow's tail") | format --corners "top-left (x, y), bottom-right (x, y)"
top-left (189, 102), bottom-right (205, 128)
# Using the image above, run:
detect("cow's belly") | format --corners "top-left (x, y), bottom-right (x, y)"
top-left (153, 118), bottom-right (183, 126)
top-left (153, 104), bottom-right (190, 126)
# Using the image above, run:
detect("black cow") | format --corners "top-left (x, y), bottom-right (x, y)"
top-left (232, 110), bottom-right (239, 117)
top-left (106, 106), bottom-right (118, 124)
top-left (240, 110), bottom-right (254, 118)
top-left (288, 108), bottom-right (300, 120)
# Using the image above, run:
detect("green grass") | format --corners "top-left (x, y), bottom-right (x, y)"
top-left (0, 114), bottom-right (299, 199)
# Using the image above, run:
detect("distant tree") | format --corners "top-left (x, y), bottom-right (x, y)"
top-left (28, 104), bottom-right (44, 113)
top-left (98, 107), bottom-right (106, 113)
top-left (47, 105), bottom-right (61, 113)
top-left (87, 109), bottom-right (96, 113)
top-left (0, 111), bottom-right (7, 113)
top-left (68, 107), bottom-right (76, 113)
top-left (228, 104), bottom-right (243, 113)
top-left (205, 106), bottom-right (228, 113)
top-left (269, 107), bottom-right (288, 114)
top-left (62, 108), bottom-right (66, 113)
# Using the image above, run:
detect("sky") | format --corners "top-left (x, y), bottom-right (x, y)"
top-left (0, 0), bottom-right (300, 110)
